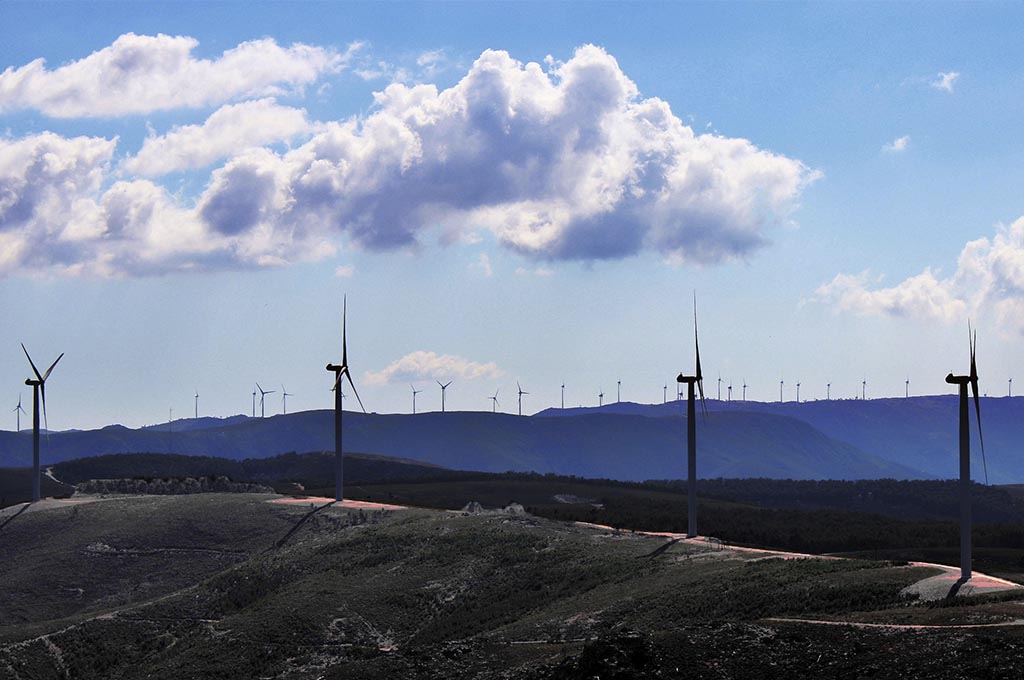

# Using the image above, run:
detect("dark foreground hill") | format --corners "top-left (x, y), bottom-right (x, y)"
top-left (0, 409), bottom-right (926, 481)
top-left (3, 494), bottom-right (1024, 679)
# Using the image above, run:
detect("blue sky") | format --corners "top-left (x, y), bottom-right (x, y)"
top-left (2, 1), bottom-right (1023, 429)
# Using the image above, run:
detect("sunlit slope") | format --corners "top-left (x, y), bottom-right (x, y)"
top-left (0, 410), bottom-right (925, 480)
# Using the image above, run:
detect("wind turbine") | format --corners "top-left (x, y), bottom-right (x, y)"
top-left (411, 384), bottom-right (422, 414)
top-left (717, 374), bottom-right (722, 401)
top-left (326, 296), bottom-right (367, 502)
top-left (945, 323), bottom-right (988, 582)
top-left (517, 381), bottom-right (529, 416)
top-left (827, 382), bottom-right (831, 400)
top-left (906, 377), bottom-right (910, 399)
top-left (489, 389), bottom-right (500, 413)
top-left (194, 389), bottom-right (199, 419)
top-left (676, 295), bottom-right (707, 539)
top-left (663, 384), bottom-right (668, 404)
top-left (727, 383), bottom-right (732, 402)
top-left (598, 389), bottom-right (604, 407)
top-left (281, 385), bottom-right (293, 414)
top-left (256, 383), bottom-right (275, 418)
top-left (22, 344), bottom-right (63, 503)
top-left (617, 379), bottom-right (621, 403)
top-left (13, 394), bottom-right (26, 432)
top-left (862, 378), bottom-right (867, 400)
top-left (742, 380), bottom-right (747, 401)
top-left (437, 380), bottom-right (452, 412)
top-left (561, 383), bottom-right (565, 409)
top-left (251, 388), bottom-right (256, 417)
top-left (1009, 378), bottom-right (1013, 398)
top-left (779, 379), bottom-right (784, 403)
top-left (796, 382), bottom-right (801, 403)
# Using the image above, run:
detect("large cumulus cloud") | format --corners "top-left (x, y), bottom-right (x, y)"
top-left (0, 43), bottom-right (816, 276)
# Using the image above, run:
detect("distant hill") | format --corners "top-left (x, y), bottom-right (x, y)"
top-left (0, 409), bottom-right (924, 481)
top-left (539, 395), bottom-right (1023, 482)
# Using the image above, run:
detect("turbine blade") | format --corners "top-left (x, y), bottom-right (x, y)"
top-left (969, 327), bottom-right (987, 484)
top-left (344, 370), bottom-right (367, 413)
top-left (21, 344), bottom-right (43, 383)
top-left (693, 293), bottom-right (703, 381)
top-left (40, 382), bottom-right (48, 433)
top-left (42, 353), bottom-right (63, 381)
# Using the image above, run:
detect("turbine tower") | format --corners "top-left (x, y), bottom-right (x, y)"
top-left (598, 389), bottom-right (604, 407)
top-left (326, 296), bottom-right (367, 502)
top-left (944, 324), bottom-right (988, 582)
top-left (663, 384), bottom-right (668, 404)
top-left (256, 383), bottom-right (275, 418)
top-left (906, 378), bottom-right (910, 398)
top-left (676, 295), bottom-right (707, 539)
top-left (742, 380), bottom-right (747, 401)
top-left (617, 379), bottom-right (621, 403)
top-left (862, 378), bottom-right (867, 400)
top-left (282, 385), bottom-right (293, 414)
top-left (779, 379), bottom-right (784, 403)
top-left (727, 383), bottom-right (733, 401)
top-left (1009, 378), bottom-right (1013, 398)
top-left (194, 389), bottom-right (199, 419)
top-left (796, 382), bottom-right (801, 403)
top-left (717, 374), bottom-right (722, 401)
top-left (561, 382), bottom-right (565, 409)
top-left (21, 344), bottom-right (63, 503)
top-left (437, 380), bottom-right (452, 412)
top-left (411, 384), bottom-right (422, 414)
top-left (827, 382), bottom-right (831, 400)
top-left (489, 389), bottom-right (500, 413)
top-left (517, 381), bottom-right (529, 416)
top-left (13, 394), bottom-right (26, 432)
top-left (252, 388), bottom-right (256, 417)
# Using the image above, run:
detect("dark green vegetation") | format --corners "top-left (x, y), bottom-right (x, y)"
top-left (0, 468), bottom-right (73, 508)
top-left (6, 494), bottom-right (1023, 680)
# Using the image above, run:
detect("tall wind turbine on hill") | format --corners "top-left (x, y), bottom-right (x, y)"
top-left (1009, 378), bottom-right (1013, 397)
top-left (598, 389), bottom-right (604, 407)
top-left (489, 389), bottom-right (500, 413)
top-left (256, 383), bottom-right (275, 418)
top-left (326, 296), bottom-right (366, 502)
top-left (906, 378), bottom-right (910, 398)
top-left (561, 382), bottom-right (565, 409)
top-left (252, 388), bottom-right (256, 417)
top-left (437, 380), bottom-right (452, 412)
top-left (779, 379), bottom-right (784, 403)
top-left (827, 382), bottom-right (831, 400)
top-left (742, 380), bottom-right (747, 401)
top-left (194, 389), bottom-right (199, 419)
top-left (717, 374), bottom-right (722, 401)
top-left (517, 381), bottom-right (529, 416)
top-left (617, 379), bottom-right (621, 403)
top-left (728, 383), bottom-right (732, 401)
top-left (796, 382), bottom-right (801, 403)
top-left (663, 384), bottom-right (668, 404)
top-left (862, 378), bottom-right (867, 400)
top-left (676, 295), bottom-right (707, 539)
top-left (281, 385), bottom-right (293, 414)
top-left (13, 394), bottom-right (26, 432)
top-left (411, 384), bottom-right (422, 414)
top-left (945, 324), bottom-right (988, 582)
top-left (21, 344), bottom-right (62, 503)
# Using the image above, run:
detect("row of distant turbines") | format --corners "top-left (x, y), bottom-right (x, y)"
top-left (12, 295), bottom-right (992, 586)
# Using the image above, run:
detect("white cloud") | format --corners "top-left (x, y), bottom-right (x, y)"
top-left (0, 44), bottom-right (817, 278)
top-left (0, 33), bottom-right (347, 117)
top-left (471, 253), bottom-right (493, 277)
top-left (123, 98), bottom-right (316, 176)
top-left (815, 216), bottom-right (1024, 334)
top-left (364, 350), bottom-right (505, 385)
top-left (515, 266), bottom-right (554, 277)
top-left (334, 264), bottom-right (355, 277)
top-left (882, 135), bottom-right (910, 153)
top-left (930, 71), bottom-right (960, 93)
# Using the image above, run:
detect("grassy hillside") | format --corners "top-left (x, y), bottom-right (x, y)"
top-left (4, 494), bottom-right (1000, 679)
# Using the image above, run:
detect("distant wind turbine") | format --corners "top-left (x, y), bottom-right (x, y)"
top-left (561, 382), bottom-right (565, 409)
top-left (1009, 377), bottom-right (1013, 398)
top-left (906, 377), bottom-right (910, 399)
top-left (779, 379), bottom-right (784, 403)
top-left (827, 382), bottom-right (831, 400)
top-left (252, 388), bottom-right (256, 417)
top-left (411, 384), bottom-right (422, 414)
top-left (21, 344), bottom-right (62, 503)
top-left (13, 394), bottom-right (26, 432)
top-left (727, 383), bottom-right (732, 402)
top-left (194, 389), bottom-right (199, 419)
top-left (862, 378), bottom-right (867, 400)
top-left (717, 374), bottom-right (722, 401)
top-left (282, 385), bottom-right (293, 414)
top-left (617, 379), bottom-right (621, 403)
top-left (517, 381), bottom-right (529, 416)
top-left (598, 389), bottom-right (604, 407)
top-left (489, 388), bottom-right (500, 413)
top-left (256, 383), bottom-right (275, 418)
top-left (437, 380), bottom-right (452, 412)
top-left (742, 380), bottom-right (747, 401)
top-left (676, 293), bottom-right (707, 539)
top-left (663, 384), bottom-right (668, 404)
top-left (945, 323), bottom-right (988, 582)
top-left (326, 296), bottom-right (367, 502)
